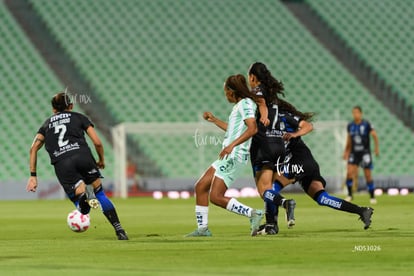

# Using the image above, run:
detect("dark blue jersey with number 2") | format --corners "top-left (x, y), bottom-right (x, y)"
top-left (38, 111), bottom-right (94, 164)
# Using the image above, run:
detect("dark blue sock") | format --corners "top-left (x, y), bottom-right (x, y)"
top-left (272, 181), bottom-right (283, 193)
top-left (346, 178), bottom-right (353, 196)
top-left (367, 181), bottom-right (375, 198)
top-left (265, 200), bottom-right (276, 224)
top-left (316, 191), bottom-right (343, 209)
top-left (264, 189), bottom-right (284, 206)
top-left (95, 187), bottom-right (115, 212)
top-left (94, 186), bottom-right (123, 232)
top-left (314, 190), bottom-right (362, 215)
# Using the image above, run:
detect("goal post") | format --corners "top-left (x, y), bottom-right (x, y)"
top-left (111, 120), bottom-right (348, 198)
top-left (111, 122), bottom-right (220, 198)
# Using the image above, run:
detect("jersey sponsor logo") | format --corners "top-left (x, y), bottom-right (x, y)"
top-left (50, 112), bottom-right (71, 123)
top-left (53, 142), bottom-right (80, 157)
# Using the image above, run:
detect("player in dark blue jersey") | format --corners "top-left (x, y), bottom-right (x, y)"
top-left (26, 92), bottom-right (128, 240)
top-left (343, 106), bottom-right (379, 204)
top-left (247, 62), bottom-right (295, 235)
top-left (258, 101), bottom-right (374, 234)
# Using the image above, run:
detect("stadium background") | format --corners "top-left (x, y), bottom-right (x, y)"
top-left (0, 0), bottom-right (412, 200)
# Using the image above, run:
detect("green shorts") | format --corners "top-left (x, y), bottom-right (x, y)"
top-left (212, 158), bottom-right (246, 188)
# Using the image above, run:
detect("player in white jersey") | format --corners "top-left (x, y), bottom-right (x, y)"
top-left (186, 74), bottom-right (263, 237)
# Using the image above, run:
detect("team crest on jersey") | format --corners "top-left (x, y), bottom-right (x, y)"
top-left (279, 121), bottom-right (285, 131)
top-left (360, 125), bottom-right (365, 135)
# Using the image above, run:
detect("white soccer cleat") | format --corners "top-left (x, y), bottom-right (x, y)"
top-left (345, 196), bottom-right (353, 202)
top-left (370, 198), bottom-right (377, 205)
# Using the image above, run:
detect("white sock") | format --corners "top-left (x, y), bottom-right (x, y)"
top-left (226, 198), bottom-right (253, 217)
top-left (195, 205), bottom-right (209, 230)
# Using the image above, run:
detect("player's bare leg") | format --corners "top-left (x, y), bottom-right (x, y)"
top-left (363, 168), bottom-right (377, 204)
top-left (186, 166), bottom-right (215, 237)
top-left (91, 178), bottom-right (128, 240)
top-left (345, 164), bottom-right (358, 201)
top-left (210, 176), bottom-right (263, 236)
top-left (308, 180), bottom-right (373, 230)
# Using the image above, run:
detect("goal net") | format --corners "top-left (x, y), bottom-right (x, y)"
top-left (111, 120), bottom-right (348, 198)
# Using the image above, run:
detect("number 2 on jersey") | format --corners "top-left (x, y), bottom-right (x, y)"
top-left (54, 125), bottom-right (69, 147)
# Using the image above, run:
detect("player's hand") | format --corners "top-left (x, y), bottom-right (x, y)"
top-left (26, 176), bottom-right (38, 192)
top-left (343, 152), bottom-right (349, 161)
top-left (260, 117), bottom-right (270, 127)
top-left (375, 148), bottom-right (380, 157)
top-left (219, 145), bottom-right (234, 159)
top-left (97, 160), bottom-right (105, 169)
top-left (203, 112), bottom-right (215, 122)
top-left (283, 132), bottom-right (298, 141)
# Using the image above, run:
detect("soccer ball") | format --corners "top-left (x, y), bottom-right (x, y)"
top-left (67, 210), bottom-right (90, 232)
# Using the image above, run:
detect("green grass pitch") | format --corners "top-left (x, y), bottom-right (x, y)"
top-left (0, 194), bottom-right (413, 275)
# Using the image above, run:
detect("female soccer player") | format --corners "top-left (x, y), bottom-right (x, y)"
top-left (26, 92), bottom-right (128, 240)
top-left (247, 62), bottom-right (295, 234)
top-left (259, 101), bottom-right (374, 234)
top-left (343, 106), bottom-right (379, 204)
top-left (186, 74), bottom-right (263, 237)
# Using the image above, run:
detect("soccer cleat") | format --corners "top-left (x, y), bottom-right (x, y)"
top-left (370, 198), bottom-right (377, 205)
top-left (283, 199), bottom-right (296, 228)
top-left (85, 185), bottom-right (99, 209)
top-left (257, 224), bottom-right (279, 235)
top-left (88, 198), bottom-right (99, 209)
top-left (345, 196), bottom-right (353, 202)
top-left (185, 228), bottom-right (212, 237)
top-left (359, 207), bottom-right (374, 230)
top-left (116, 230), bottom-right (129, 240)
top-left (250, 209), bottom-right (264, 236)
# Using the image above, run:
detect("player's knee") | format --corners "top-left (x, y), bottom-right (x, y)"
top-left (75, 182), bottom-right (86, 195)
top-left (313, 190), bottom-right (326, 205)
top-left (94, 184), bottom-right (103, 194)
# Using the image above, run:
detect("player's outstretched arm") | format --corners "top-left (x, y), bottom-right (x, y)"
top-left (86, 126), bottom-right (105, 169)
top-left (203, 111), bottom-right (228, 131)
top-left (27, 134), bottom-right (44, 192)
top-left (219, 118), bottom-right (257, 159)
top-left (283, 120), bottom-right (313, 141)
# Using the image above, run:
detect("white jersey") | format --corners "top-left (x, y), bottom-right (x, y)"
top-left (222, 98), bottom-right (257, 163)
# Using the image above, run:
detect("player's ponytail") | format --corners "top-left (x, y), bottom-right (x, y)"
top-left (278, 98), bottom-right (315, 122)
top-left (225, 74), bottom-right (257, 101)
top-left (248, 62), bottom-right (285, 104)
top-left (51, 92), bottom-right (73, 112)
